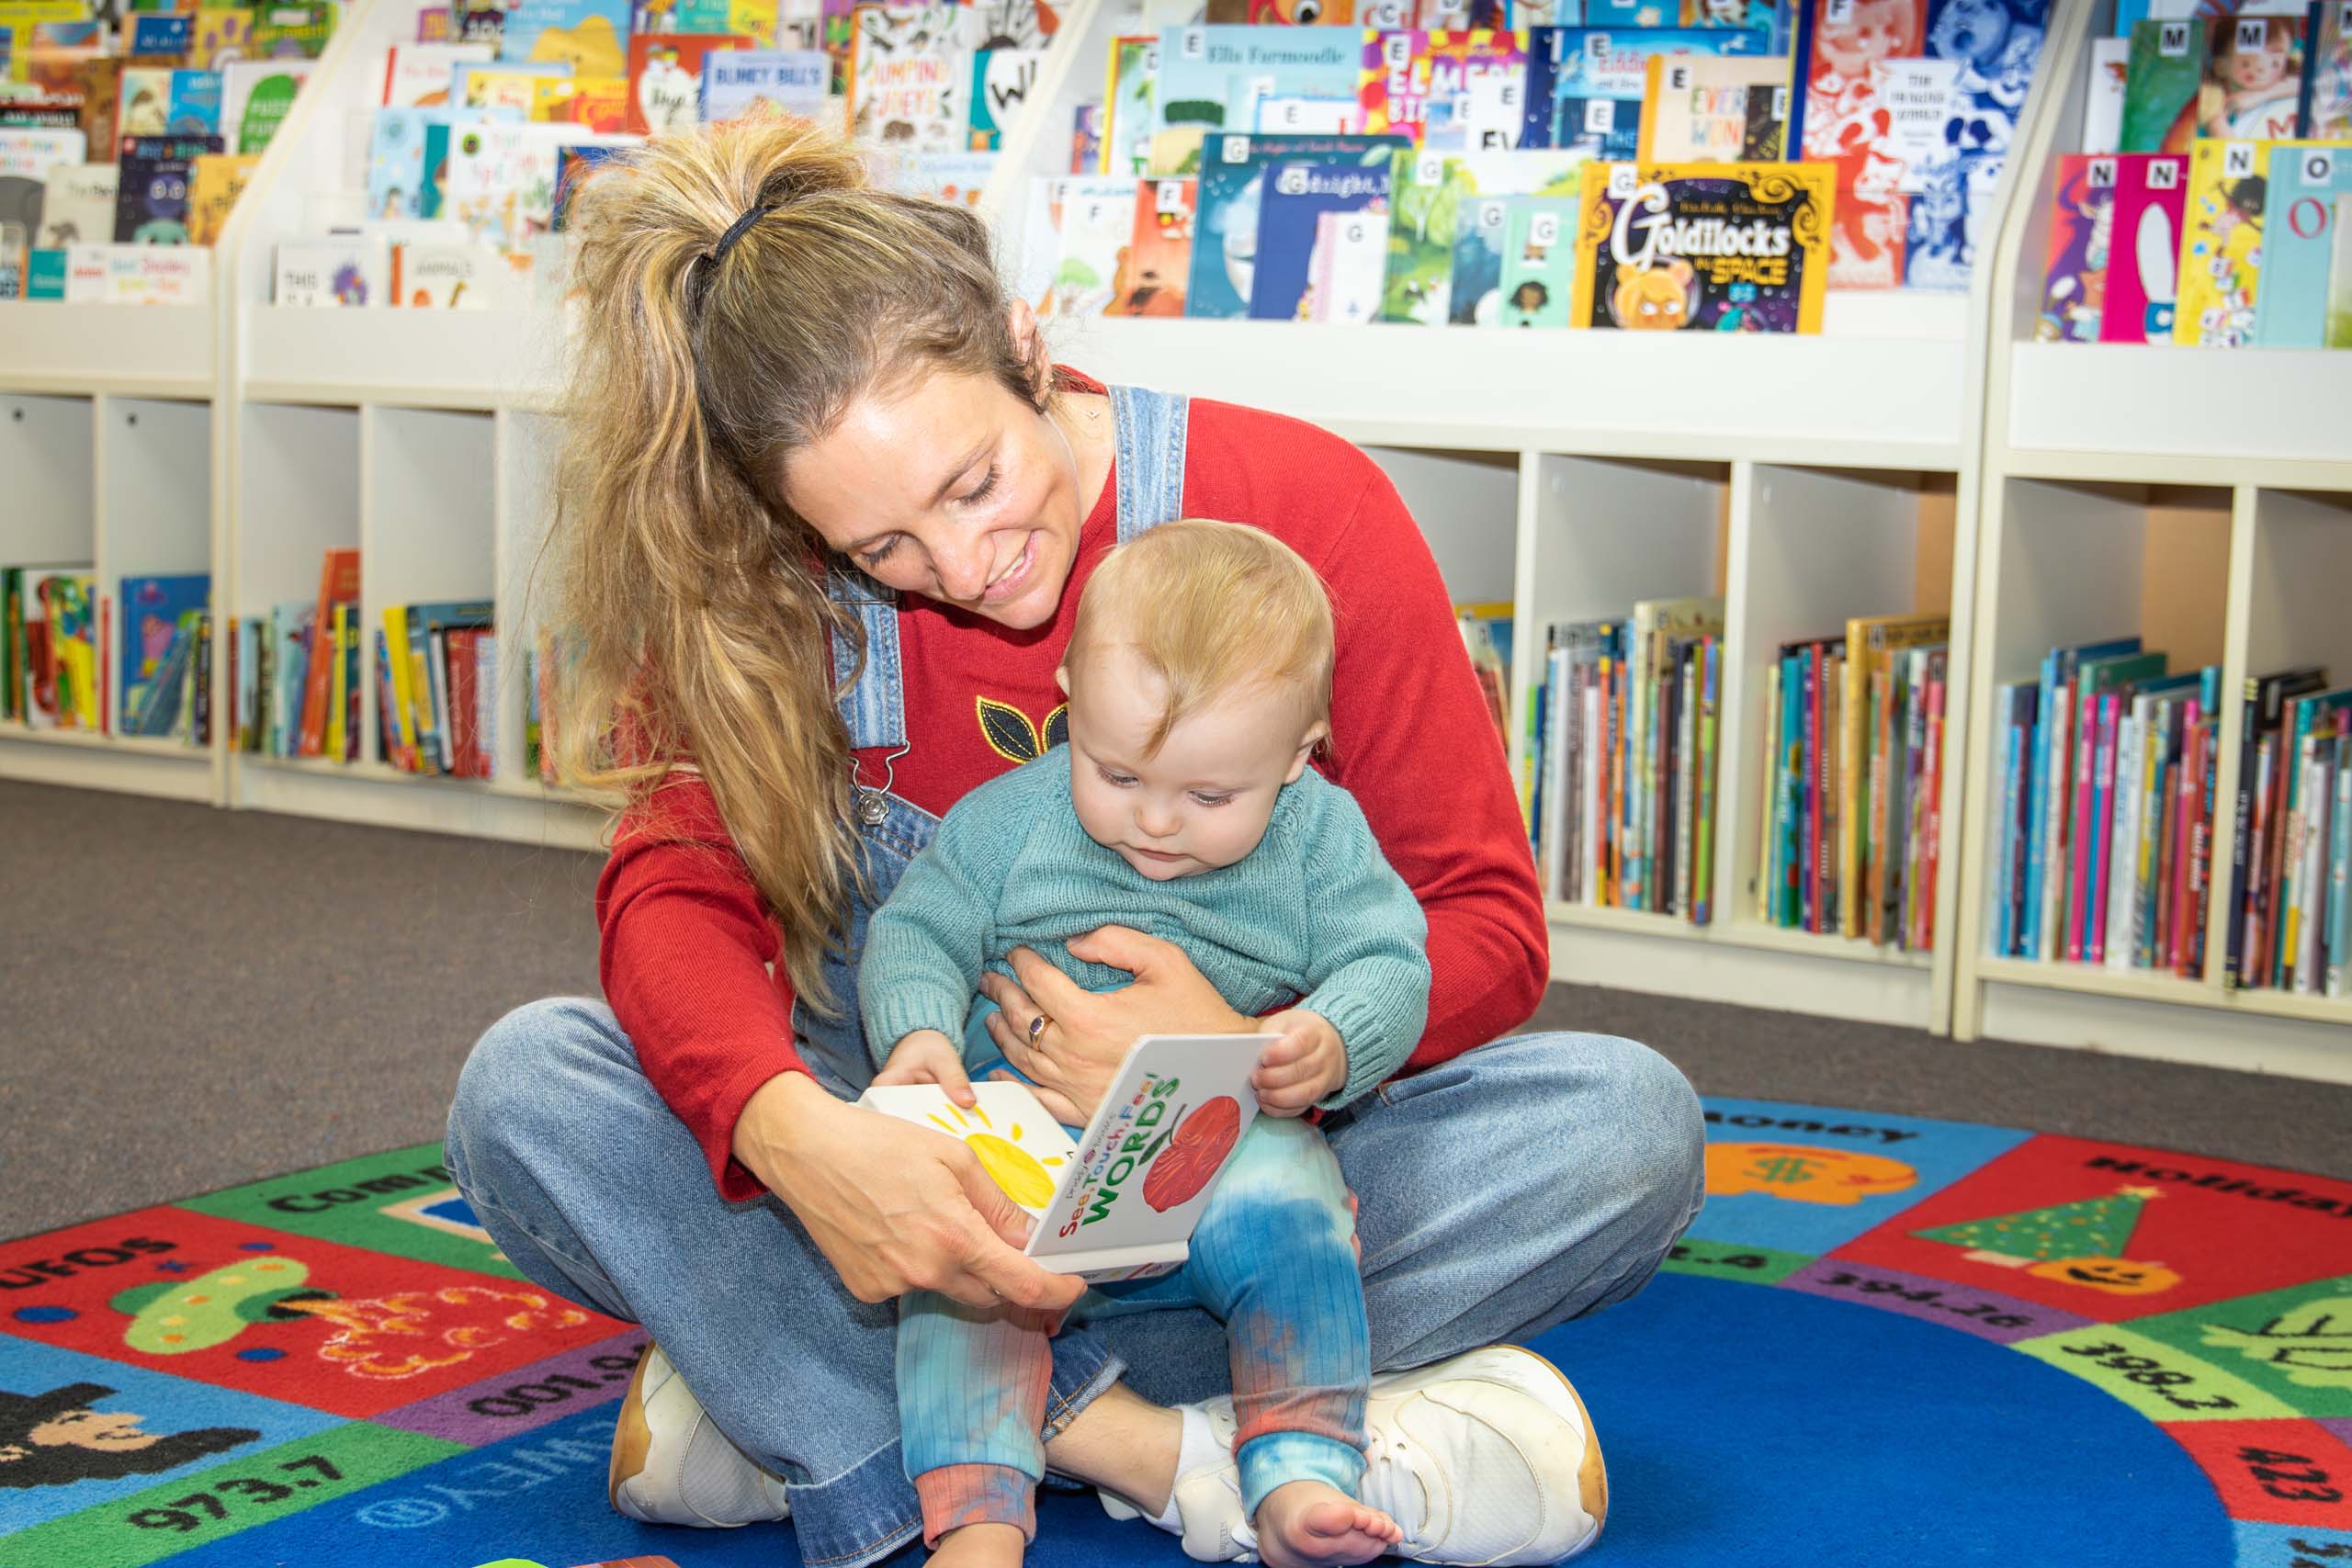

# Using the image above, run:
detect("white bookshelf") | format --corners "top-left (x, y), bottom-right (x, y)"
top-left (1951, 2), bottom-right (2352, 1080)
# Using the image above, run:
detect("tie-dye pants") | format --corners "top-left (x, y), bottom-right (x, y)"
top-left (897, 1114), bottom-right (1367, 1546)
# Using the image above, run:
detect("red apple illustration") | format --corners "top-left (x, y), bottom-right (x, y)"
top-left (1141, 1096), bottom-right (1241, 1213)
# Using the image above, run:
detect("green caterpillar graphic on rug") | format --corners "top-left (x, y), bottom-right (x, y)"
top-left (111, 1258), bottom-right (334, 1353)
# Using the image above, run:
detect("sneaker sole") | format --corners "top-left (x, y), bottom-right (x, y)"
top-left (1489, 1344), bottom-right (1607, 1550)
top-left (607, 1348), bottom-right (657, 1517)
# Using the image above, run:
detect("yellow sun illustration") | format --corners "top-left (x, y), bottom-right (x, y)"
top-left (928, 1103), bottom-right (1069, 1210)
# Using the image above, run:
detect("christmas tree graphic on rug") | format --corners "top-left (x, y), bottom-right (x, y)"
top-left (1912, 1187), bottom-right (2183, 1297)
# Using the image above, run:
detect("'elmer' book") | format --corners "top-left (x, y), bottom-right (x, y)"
top-left (858, 1032), bottom-right (1273, 1282)
top-left (1568, 159), bottom-right (1833, 333)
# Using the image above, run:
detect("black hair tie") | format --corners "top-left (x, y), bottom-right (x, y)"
top-left (711, 202), bottom-right (777, 266)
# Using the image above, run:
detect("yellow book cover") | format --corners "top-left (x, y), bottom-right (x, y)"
top-left (2173, 136), bottom-right (2328, 346)
top-left (1570, 160), bottom-right (1834, 333)
top-left (325, 602), bottom-right (349, 761)
top-left (381, 604), bottom-right (418, 768)
top-left (533, 74), bottom-right (629, 130)
top-left (729, 0), bottom-right (778, 46)
top-left (466, 69), bottom-right (560, 114)
top-left (0, 1), bottom-right (86, 82)
top-left (185, 152), bottom-right (258, 247)
top-left (1838, 614), bottom-right (1948, 938)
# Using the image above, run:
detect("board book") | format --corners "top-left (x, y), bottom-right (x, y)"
top-left (857, 1032), bottom-right (1275, 1282)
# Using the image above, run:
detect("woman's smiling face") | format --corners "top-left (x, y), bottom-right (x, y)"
top-left (781, 310), bottom-right (1107, 631)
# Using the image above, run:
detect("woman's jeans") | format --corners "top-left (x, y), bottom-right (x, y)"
top-left (445, 998), bottom-right (1706, 1568)
top-left (900, 1116), bottom-right (1367, 1545)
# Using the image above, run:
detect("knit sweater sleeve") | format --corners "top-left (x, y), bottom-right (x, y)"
top-left (855, 771), bottom-right (1025, 1067)
top-left (1295, 780), bottom-right (1433, 1111)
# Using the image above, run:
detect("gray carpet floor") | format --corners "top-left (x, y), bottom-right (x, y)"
top-left (5, 776), bottom-right (2348, 1241)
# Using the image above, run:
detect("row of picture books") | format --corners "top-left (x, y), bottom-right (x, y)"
top-left (220, 547), bottom-right (503, 776)
top-left (1751, 615), bottom-right (1949, 952)
top-left (3, 565), bottom-right (211, 741)
top-left (0, 0), bottom-right (334, 298)
top-left (1985, 647), bottom-right (2351, 1000)
top-left (1521, 599), bottom-right (1726, 928)
top-left (2031, 6), bottom-right (2352, 346)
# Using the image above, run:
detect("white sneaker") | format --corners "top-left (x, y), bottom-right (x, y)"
top-left (1102, 1345), bottom-right (1606, 1565)
top-left (608, 1343), bottom-right (793, 1528)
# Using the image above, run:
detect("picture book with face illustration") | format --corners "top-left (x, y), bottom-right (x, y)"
top-left (1569, 159), bottom-right (1833, 333)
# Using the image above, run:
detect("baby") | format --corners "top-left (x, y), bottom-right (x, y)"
top-left (859, 519), bottom-right (1433, 1568)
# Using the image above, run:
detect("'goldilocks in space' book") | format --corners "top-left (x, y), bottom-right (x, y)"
top-left (1569, 160), bottom-right (1832, 333)
top-left (860, 1033), bottom-right (1273, 1281)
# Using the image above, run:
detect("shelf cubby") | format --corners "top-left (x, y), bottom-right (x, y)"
top-left (2, 392), bottom-right (97, 564)
top-left (363, 404), bottom-right (497, 772)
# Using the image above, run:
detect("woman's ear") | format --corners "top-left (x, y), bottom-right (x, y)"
top-left (1007, 299), bottom-right (1051, 408)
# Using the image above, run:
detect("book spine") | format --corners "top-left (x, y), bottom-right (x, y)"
top-left (1839, 632), bottom-right (1866, 938)
top-left (1821, 652), bottom-right (1842, 935)
top-left (1758, 655), bottom-right (1781, 921)
top-left (2179, 713), bottom-right (2213, 978)
top-left (2035, 678), bottom-right (2070, 961)
top-left (1580, 669), bottom-right (1602, 907)
top-left (1920, 668), bottom-right (1946, 951)
top-left (1868, 668), bottom-right (1892, 944)
top-left (1777, 654), bottom-right (1802, 928)
top-left (2245, 736), bottom-right (2278, 987)
top-left (2065, 679), bottom-right (2098, 963)
top-left (2280, 737), bottom-right (2313, 991)
top-left (2296, 738), bottom-right (2332, 992)
top-left (2223, 675), bottom-right (2264, 985)
top-left (1694, 638), bottom-right (1718, 927)
top-left (2105, 711), bottom-right (2143, 970)
top-left (2007, 691), bottom-right (2037, 953)
top-left (406, 607), bottom-right (440, 773)
top-left (1624, 616), bottom-right (1650, 911)
top-left (2268, 705), bottom-right (2310, 987)
top-left (1899, 657), bottom-right (1927, 948)
top-left (1675, 649), bottom-right (1696, 919)
top-left (1800, 645), bottom-right (1820, 933)
top-left (2328, 734), bottom-right (2351, 999)
top-left (1993, 685), bottom-right (2020, 957)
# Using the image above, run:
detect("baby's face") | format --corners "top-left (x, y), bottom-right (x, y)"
top-left (1059, 645), bottom-right (1319, 881)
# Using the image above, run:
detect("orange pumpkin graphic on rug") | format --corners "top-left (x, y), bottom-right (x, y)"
top-left (1705, 1144), bottom-right (1919, 1206)
top-left (2023, 1257), bottom-right (2183, 1296)
top-left (1914, 1187), bottom-right (2181, 1298)
top-left (1143, 1097), bottom-right (1242, 1213)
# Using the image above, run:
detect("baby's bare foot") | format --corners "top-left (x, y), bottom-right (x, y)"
top-left (1253, 1479), bottom-right (1403, 1567)
top-left (928, 1519), bottom-right (1025, 1567)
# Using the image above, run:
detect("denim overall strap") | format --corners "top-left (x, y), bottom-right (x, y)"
top-left (827, 563), bottom-right (906, 752)
top-left (1108, 383), bottom-right (1190, 543)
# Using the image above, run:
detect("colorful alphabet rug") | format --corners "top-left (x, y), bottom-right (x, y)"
top-left (4, 1100), bottom-right (2349, 1568)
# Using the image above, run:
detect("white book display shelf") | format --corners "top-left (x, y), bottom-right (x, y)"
top-left (2, 0), bottom-right (2344, 1072)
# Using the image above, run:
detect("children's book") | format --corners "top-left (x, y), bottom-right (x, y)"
top-left (164, 68), bottom-right (223, 135)
top-left (458, 59), bottom-right (576, 113)
top-left (42, 572), bottom-right (97, 729)
top-left (1569, 159), bottom-right (1833, 333)
top-left (1153, 24), bottom-right (1362, 139)
top-left (189, 8), bottom-right (251, 68)
top-left (2122, 17), bottom-right (2212, 153)
top-left (250, 2), bottom-right (336, 59)
top-left (2302, 0), bottom-right (2352, 136)
top-left (533, 73), bottom-right (630, 129)
top-left (628, 33), bottom-right (753, 133)
top-left (2175, 136), bottom-right (2320, 344)
top-left (2086, 34), bottom-right (2132, 155)
top-left (119, 573), bottom-right (209, 734)
top-left (1495, 192), bottom-right (1573, 323)
top-left (1250, 154), bottom-right (1390, 318)
top-left (2252, 141), bottom-right (2352, 344)
top-left (1899, 0), bottom-right (2049, 293)
top-left (185, 151), bottom-right (256, 244)
top-left (2035, 153), bottom-right (2118, 344)
top-left (1636, 52), bottom-right (1790, 163)
top-left (119, 64), bottom-right (176, 136)
top-left (115, 136), bottom-right (222, 243)
top-left (847, 4), bottom-right (973, 151)
top-left (857, 1033), bottom-right (1276, 1282)
top-left (276, 236), bottom-right (389, 303)
top-left (1305, 205), bottom-right (1388, 320)
top-left (1520, 23), bottom-right (1771, 156)
top-left (501, 0), bottom-right (630, 75)
top-left (391, 239), bottom-right (505, 304)
top-left (35, 159), bottom-right (108, 247)
top-left (2201, 11), bottom-right (2306, 140)
top-left (1376, 141), bottom-right (1585, 322)
top-left (968, 46), bottom-right (1041, 148)
top-left (701, 46), bottom-right (831, 120)
top-left (444, 120), bottom-right (569, 250)
top-left (2330, 191), bottom-right (2352, 345)
top-left (1448, 189), bottom-right (1510, 321)
top-left (221, 58), bottom-right (313, 152)
top-left (1041, 174), bottom-right (1136, 316)
top-left (128, 14), bottom-right (193, 63)
top-left (1109, 173), bottom-right (1193, 315)
top-left (886, 147), bottom-right (997, 205)
top-left (1102, 34), bottom-right (1159, 175)
top-left (384, 41), bottom-right (498, 107)
top-left (1186, 130), bottom-right (1407, 318)
top-left (1357, 28), bottom-right (1526, 141)
top-left (2097, 151), bottom-right (2188, 343)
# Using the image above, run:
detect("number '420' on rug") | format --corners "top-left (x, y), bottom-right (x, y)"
top-left (3, 1097), bottom-right (2350, 1567)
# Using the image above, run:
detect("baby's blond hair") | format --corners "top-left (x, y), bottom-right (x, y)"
top-left (1068, 520), bottom-right (1334, 758)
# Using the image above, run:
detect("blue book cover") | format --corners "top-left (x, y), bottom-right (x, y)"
top-left (1249, 158), bottom-right (1392, 319)
top-left (270, 602), bottom-right (312, 758)
top-left (2020, 650), bottom-right (2059, 958)
top-left (1154, 26), bottom-right (1363, 139)
top-left (120, 574), bottom-right (209, 734)
top-left (1187, 131), bottom-right (1408, 320)
top-left (167, 70), bottom-right (223, 135)
top-left (27, 248), bottom-right (67, 299)
top-left (1994, 682), bottom-right (2020, 957)
top-left (1448, 193), bottom-right (1510, 324)
top-left (2254, 142), bottom-right (2352, 346)
top-left (2328, 732), bottom-right (2350, 995)
top-left (1520, 25), bottom-right (1771, 152)
top-left (368, 108), bottom-right (434, 220)
top-left (701, 48), bottom-right (830, 122)
top-left (129, 14), bottom-right (193, 58)
top-left (1776, 651), bottom-right (1803, 927)
top-left (499, 0), bottom-right (631, 71)
top-left (1582, 0), bottom-right (1792, 53)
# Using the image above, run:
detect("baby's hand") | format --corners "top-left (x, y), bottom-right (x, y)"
top-left (1251, 1010), bottom-right (1347, 1117)
top-left (874, 1030), bottom-right (978, 1109)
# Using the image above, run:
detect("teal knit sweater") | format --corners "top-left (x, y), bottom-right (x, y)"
top-left (859, 748), bottom-right (1431, 1112)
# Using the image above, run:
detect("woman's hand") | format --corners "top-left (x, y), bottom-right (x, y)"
top-left (731, 1072), bottom-right (1086, 1313)
top-left (872, 1029), bottom-right (977, 1109)
top-left (1251, 1009), bottom-right (1346, 1116)
top-left (978, 925), bottom-right (1252, 1124)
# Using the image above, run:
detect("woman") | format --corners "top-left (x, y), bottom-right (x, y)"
top-left (447, 117), bottom-right (1704, 1567)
